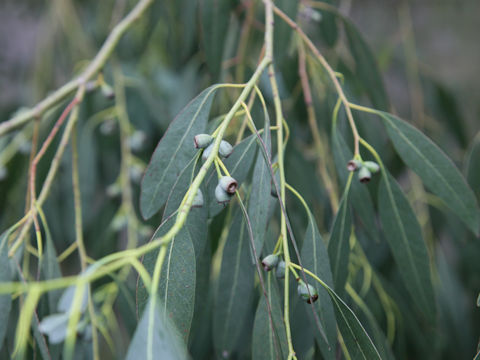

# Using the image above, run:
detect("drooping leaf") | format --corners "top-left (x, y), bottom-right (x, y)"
top-left (213, 208), bottom-right (255, 357)
top-left (465, 133), bottom-right (480, 200)
top-left (274, 0), bottom-right (298, 63)
top-left (126, 299), bottom-right (188, 360)
top-left (248, 111), bottom-right (271, 254)
top-left (200, 0), bottom-right (235, 80)
top-left (0, 232), bottom-right (12, 350)
top-left (327, 190), bottom-right (352, 293)
top-left (140, 85), bottom-right (220, 219)
top-left (301, 213), bottom-right (336, 360)
top-left (252, 274), bottom-right (288, 360)
top-left (138, 217), bottom-right (196, 343)
top-left (342, 18), bottom-right (389, 110)
top-left (206, 134), bottom-right (258, 217)
top-left (332, 128), bottom-right (380, 242)
top-left (317, 0), bottom-right (338, 47)
top-left (378, 171), bottom-right (436, 322)
top-left (378, 111), bottom-right (479, 235)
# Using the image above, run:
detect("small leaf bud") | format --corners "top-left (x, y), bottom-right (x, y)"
top-left (219, 176), bottom-right (238, 195)
top-left (219, 140), bottom-right (233, 158)
top-left (358, 166), bottom-right (372, 183)
top-left (261, 254), bottom-right (279, 271)
top-left (194, 134), bottom-right (214, 149)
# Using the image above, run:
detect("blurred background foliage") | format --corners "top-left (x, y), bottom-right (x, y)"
top-left (0, 0), bottom-right (479, 359)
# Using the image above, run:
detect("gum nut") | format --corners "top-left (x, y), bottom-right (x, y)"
top-left (101, 83), bottom-right (115, 100)
top-left (202, 143), bottom-right (214, 161)
top-left (194, 134), bottom-right (214, 149)
top-left (219, 176), bottom-right (238, 195)
top-left (261, 254), bottom-right (279, 271)
top-left (215, 184), bottom-right (231, 204)
top-left (192, 189), bottom-right (204, 208)
top-left (358, 166), bottom-right (372, 183)
top-left (219, 140), bottom-right (233, 158)
top-left (276, 261), bottom-right (286, 278)
top-left (297, 281), bottom-right (319, 303)
top-left (363, 161), bottom-right (380, 173)
top-left (347, 159), bottom-right (362, 172)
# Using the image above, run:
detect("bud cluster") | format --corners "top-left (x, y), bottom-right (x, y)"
top-left (347, 159), bottom-right (380, 183)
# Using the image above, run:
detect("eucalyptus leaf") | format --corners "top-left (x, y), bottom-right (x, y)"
top-left (38, 313), bottom-right (70, 344)
top-left (140, 85), bottom-right (220, 219)
top-left (317, 0), bottom-right (338, 47)
top-left (465, 133), bottom-right (480, 200)
top-left (327, 190), bottom-right (352, 293)
top-left (213, 208), bottom-right (255, 357)
top-left (252, 274), bottom-right (288, 360)
top-left (301, 213), bottom-right (336, 360)
top-left (126, 299), bottom-right (188, 360)
top-left (0, 232), bottom-right (12, 350)
top-left (378, 171), bottom-right (436, 322)
top-left (379, 111), bottom-right (479, 235)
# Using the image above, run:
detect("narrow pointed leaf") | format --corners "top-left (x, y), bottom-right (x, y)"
top-left (301, 213), bottom-right (336, 360)
top-left (252, 275), bottom-right (288, 359)
top-left (465, 133), bottom-right (480, 200)
top-left (378, 111), bottom-right (479, 235)
top-left (0, 232), bottom-right (12, 350)
top-left (328, 191), bottom-right (352, 293)
top-left (140, 85), bottom-right (220, 219)
top-left (378, 171), bottom-right (436, 322)
top-left (126, 299), bottom-right (188, 360)
top-left (213, 209), bottom-right (255, 356)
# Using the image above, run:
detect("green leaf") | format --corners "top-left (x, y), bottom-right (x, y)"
top-left (200, 0), bottom-right (234, 80)
top-left (0, 232), bottom-right (12, 349)
top-left (301, 213), bottom-right (337, 360)
top-left (40, 217), bottom-right (62, 312)
top-left (252, 274), bottom-right (288, 359)
top-left (213, 208), bottom-right (255, 356)
top-left (126, 299), bottom-right (188, 360)
top-left (317, 1), bottom-right (338, 47)
top-left (342, 19), bottom-right (389, 110)
top-left (140, 85), bottom-right (220, 219)
top-left (138, 219), bottom-right (196, 343)
top-left (327, 190), bottom-right (352, 293)
top-left (332, 128), bottom-right (380, 242)
top-left (206, 134), bottom-right (258, 217)
top-left (248, 112), bottom-right (271, 254)
top-left (379, 111), bottom-right (479, 235)
top-left (465, 133), bottom-right (480, 200)
top-left (274, 0), bottom-right (298, 63)
top-left (378, 171), bottom-right (436, 322)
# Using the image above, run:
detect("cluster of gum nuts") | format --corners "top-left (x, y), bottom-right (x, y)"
top-left (190, 134), bottom-right (239, 208)
top-left (262, 254), bottom-right (319, 304)
top-left (347, 158), bottom-right (380, 182)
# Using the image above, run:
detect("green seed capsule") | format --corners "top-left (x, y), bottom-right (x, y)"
top-left (363, 161), bottom-right (380, 173)
top-left (194, 134), bottom-right (214, 149)
top-left (202, 143), bottom-right (214, 161)
top-left (192, 189), bottom-right (204, 208)
top-left (347, 159), bottom-right (362, 172)
top-left (276, 261), bottom-right (286, 279)
top-left (358, 166), bottom-right (372, 183)
top-left (215, 184), bottom-right (232, 204)
top-left (261, 254), bottom-right (279, 271)
top-left (297, 280), bottom-right (319, 304)
top-left (219, 176), bottom-right (238, 195)
top-left (219, 140), bottom-right (233, 158)
top-left (101, 83), bottom-right (115, 100)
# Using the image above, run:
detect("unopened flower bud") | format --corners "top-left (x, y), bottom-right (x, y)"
top-left (261, 254), bottom-right (279, 271)
top-left (219, 140), bottom-right (233, 158)
top-left (358, 166), bottom-right (372, 183)
top-left (202, 143), bottom-right (214, 161)
top-left (192, 189), bottom-right (204, 208)
top-left (363, 161), bottom-right (380, 173)
top-left (215, 184), bottom-right (232, 204)
top-left (101, 83), bottom-right (115, 100)
top-left (347, 159), bottom-right (362, 172)
top-left (219, 176), bottom-right (238, 195)
top-left (276, 261), bottom-right (286, 279)
top-left (194, 134), bottom-right (214, 149)
top-left (297, 280), bottom-right (318, 304)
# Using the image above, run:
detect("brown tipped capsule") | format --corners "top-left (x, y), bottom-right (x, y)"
top-left (261, 254), bottom-right (279, 271)
top-left (363, 161), bottom-right (380, 173)
top-left (219, 176), bottom-right (238, 195)
top-left (297, 280), bottom-right (319, 303)
top-left (215, 184), bottom-right (231, 204)
top-left (358, 166), bottom-right (372, 183)
top-left (219, 140), bottom-right (233, 158)
top-left (347, 159), bottom-right (362, 172)
top-left (194, 134), bottom-right (214, 149)
top-left (192, 189), bottom-right (204, 208)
